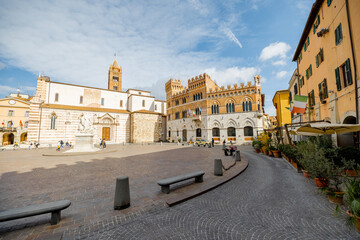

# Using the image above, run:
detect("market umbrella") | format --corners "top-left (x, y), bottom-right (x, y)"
top-left (296, 123), bottom-right (360, 135)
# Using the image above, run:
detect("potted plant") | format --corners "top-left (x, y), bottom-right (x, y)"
top-left (299, 141), bottom-right (332, 187)
top-left (324, 167), bottom-right (344, 204)
top-left (252, 139), bottom-right (263, 153)
top-left (344, 167), bottom-right (360, 232)
top-left (268, 146), bottom-right (275, 156)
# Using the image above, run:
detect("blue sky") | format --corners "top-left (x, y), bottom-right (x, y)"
top-left (0, 0), bottom-right (314, 115)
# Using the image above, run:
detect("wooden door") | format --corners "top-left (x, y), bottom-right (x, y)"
top-left (102, 127), bottom-right (110, 141)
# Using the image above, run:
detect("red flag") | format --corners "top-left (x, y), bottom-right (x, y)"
top-left (20, 120), bottom-right (23, 127)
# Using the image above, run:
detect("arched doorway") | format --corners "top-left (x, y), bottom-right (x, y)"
top-left (182, 129), bottom-right (187, 142)
top-left (196, 128), bottom-right (201, 139)
top-left (2, 133), bottom-right (14, 145)
top-left (227, 127), bottom-right (236, 142)
top-left (338, 116), bottom-right (357, 147)
top-left (20, 132), bottom-right (27, 142)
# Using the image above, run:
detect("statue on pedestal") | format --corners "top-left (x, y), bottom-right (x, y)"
top-left (78, 114), bottom-right (93, 134)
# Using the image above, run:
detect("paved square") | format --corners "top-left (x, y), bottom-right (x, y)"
top-left (0, 144), bottom-right (242, 239)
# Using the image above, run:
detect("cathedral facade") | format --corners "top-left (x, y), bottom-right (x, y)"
top-left (165, 74), bottom-right (265, 144)
top-left (28, 60), bottom-right (166, 144)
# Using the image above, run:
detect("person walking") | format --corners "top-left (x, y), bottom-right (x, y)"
top-left (29, 142), bottom-right (33, 150)
top-left (60, 140), bottom-right (64, 148)
top-left (230, 140), bottom-right (233, 146)
top-left (99, 138), bottom-right (102, 149)
top-left (102, 138), bottom-right (106, 149)
top-left (212, 138), bottom-right (214, 147)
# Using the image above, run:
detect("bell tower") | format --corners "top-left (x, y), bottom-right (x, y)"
top-left (108, 59), bottom-right (122, 91)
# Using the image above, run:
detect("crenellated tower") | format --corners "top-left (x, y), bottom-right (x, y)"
top-left (108, 59), bottom-right (122, 92)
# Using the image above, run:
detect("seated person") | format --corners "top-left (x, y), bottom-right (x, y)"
top-left (229, 145), bottom-right (236, 156)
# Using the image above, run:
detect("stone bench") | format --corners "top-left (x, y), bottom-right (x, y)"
top-left (157, 171), bottom-right (205, 194)
top-left (0, 200), bottom-right (71, 225)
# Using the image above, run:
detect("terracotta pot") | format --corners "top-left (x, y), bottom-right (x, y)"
top-left (347, 210), bottom-right (360, 232)
top-left (314, 178), bottom-right (328, 188)
top-left (343, 169), bottom-right (360, 177)
top-left (268, 150), bottom-right (273, 156)
top-left (272, 150), bottom-right (281, 158)
top-left (302, 170), bottom-right (311, 178)
top-left (327, 191), bottom-right (344, 205)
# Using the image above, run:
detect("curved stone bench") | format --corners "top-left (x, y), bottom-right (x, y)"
top-left (0, 200), bottom-right (71, 225)
top-left (157, 171), bottom-right (205, 194)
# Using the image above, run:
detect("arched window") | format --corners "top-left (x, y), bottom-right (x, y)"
top-left (232, 103), bottom-right (235, 112)
top-left (244, 126), bottom-right (253, 136)
top-left (7, 121), bottom-right (11, 128)
top-left (50, 115), bottom-right (56, 129)
top-left (200, 92), bottom-right (203, 99)
top-left (196, 128), bottom-right (202, 137)
top-left (211, 105), bottom-right (214, 114)
top-left (212, 127), bottom-right (220, 137)
top-left (242, 102), bottom-right (245, 112)
top-left (24, 121), bottom-right (28, 128)
top-left (248, 101), bottom-right (252, 111)
top-left (227, 127), bottom-right (236, 137)
top-left (216, 105), bottom-right (219, 114)
top-left (55, 93), bottom-right (59, 102)
top-left (120, 100), bottom-right (123, 107)
top-left (142, 100), bottom-right (145, 107)
top-left (226, 103), bottom-right (229, 113)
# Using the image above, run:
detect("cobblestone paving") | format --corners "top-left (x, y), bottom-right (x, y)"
top-left (65, 146), bottom-right (360, 240)
top-left (0, 144), bottom-right (240, 239)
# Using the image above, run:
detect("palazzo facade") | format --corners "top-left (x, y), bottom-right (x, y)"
top-left (28, 60), bottom-right (167, 145)
top-left (165, 73), bottom-right (265, 144)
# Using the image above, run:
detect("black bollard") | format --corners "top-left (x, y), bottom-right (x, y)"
top-left (114, 176), bottom-right (130, 210)
top-left (214, 159), bottom-right (223, 176)
top-left (235, 150), bottom-right (241, 161)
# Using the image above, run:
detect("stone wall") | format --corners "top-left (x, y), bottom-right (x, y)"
top-left (131, 113), bottom-right (163, 143)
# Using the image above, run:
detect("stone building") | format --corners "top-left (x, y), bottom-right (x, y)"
top-left (28, 60), bottom-right (166, 145)
top-left (165, 73), bottom-right (265, 144)
top-left (0, 93), bottom-right (31, 145)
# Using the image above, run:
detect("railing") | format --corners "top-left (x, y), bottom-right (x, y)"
top-left (0, 127), bottom-right (17, 132)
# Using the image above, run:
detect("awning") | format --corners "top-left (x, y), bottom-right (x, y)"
top-left (291, 123), bottom-right (360, 135)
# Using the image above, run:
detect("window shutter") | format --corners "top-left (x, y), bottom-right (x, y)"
top-left (318, 83), bottom-right (323, 101)
top-left (307, 36), bottom-right (310, 46)
top-left (320, 48), bottom-right (324, 61)
top-left (308, 93), bottom-right (311, 106)
top-left (324, 79), bottom-right (328, 98)
top-left (335, 27), bottom-right (338, 45)
top-left (327, 0), bottom-right (332, 6)
top-left (316, 54), bottom-right (319, 67)
top-left (339, 24), bottom-right (343, 42)
top-left (317, 15), bottom-right (320, 25)
top-left (335, 67), bottom-right (341, 91)
top-left (312, 90), bottom-right (315, 106)
top-left (306, 69), bottom-right (309, 79)
top-left (345, 58), bottom-right (353, 85)
top-left (310, 64), bottom-right (312, 76)
top-left (313, 24), bottom-right (316, 34)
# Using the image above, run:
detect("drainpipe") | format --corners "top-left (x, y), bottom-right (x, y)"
top-left (345, 0), bottom-right (359, 147)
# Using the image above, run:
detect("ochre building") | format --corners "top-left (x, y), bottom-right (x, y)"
top-left (0, 93), bottom-right (31, 145)
top-left (28, 60), bottom-right (167, 145)
top-left (292, 0), bottom-right (360, 146)
top-left (165, 73), bottom-right (265, 144)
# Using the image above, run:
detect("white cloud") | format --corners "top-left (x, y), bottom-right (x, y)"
top-left (259, 42), bottom-right (291, 61)
top-left (0, 85), bottom-right (35, 96)
top-left (0, 1), bottom-right (253, 100)
top-left (276, 71), bottom-right (288, 78)
top-left (272, 60), bottom-right (287, 66)
top-left (0, 62), bottom-right (5, 70)
top-left (203, 66), bottom-right (260, 86)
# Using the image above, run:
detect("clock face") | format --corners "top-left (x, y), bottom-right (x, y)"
top-left (8, 100), bottom-right (16, 105)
